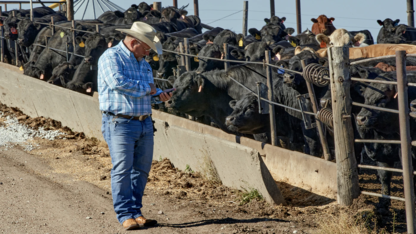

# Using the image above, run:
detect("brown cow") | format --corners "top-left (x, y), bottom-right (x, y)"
top-left (311, 15), bottom-right (336, 36)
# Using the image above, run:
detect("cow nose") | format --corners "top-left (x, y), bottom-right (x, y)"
top-left (283, 73), bottom-right (294, 82)
top-left (226, 116), bottom-right (235, 123)
top-left (356, 115), bottom-right (367, 125)
top-left (167, 100), bottom-right (173, 105)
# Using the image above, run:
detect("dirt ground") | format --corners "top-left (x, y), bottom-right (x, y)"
top-left (0, 103), bottom-right (408, 233)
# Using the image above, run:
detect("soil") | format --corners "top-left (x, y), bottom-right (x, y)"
top-left (0, 103), bottom-right (407, 233)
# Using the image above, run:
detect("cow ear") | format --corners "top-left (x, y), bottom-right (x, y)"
top-left (273, 45), bottom-right (285, 56)
top-left (34, 23), bottom-right (41, 30)
top-left (75, 36), bottom-right (82, 44)
top-left (197, 75), bottom-right (205, 92)
top-left (329, 17), bottom-right (335, 22)
top-left (353, 32), bottom-right (366, 46)
top-left (311, 18), bottom-right (318, 23)
top-left (294, 46), bottom-right (302, 55)
top-left (167, 75), bottom-right (176, 84)
top-left (316, 34), bottom-right (330, 47)
top-left (281, 17), bottom-right (286, 22)
top-left (393, 19), bottom-right (400, 26)
top-left (288, 36), bottom-right (300, 47)
top-left (229, 100), bottom-right (237, 108)
top-left (377, 20), bottom-right (383, 26)
top-left (264, 18), bottom-right (270, 24)
top-left (203, 34), bottom-right (209, 42)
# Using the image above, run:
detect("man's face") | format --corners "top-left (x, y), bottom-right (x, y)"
top-left (132, 40), bottom-right (152, 60)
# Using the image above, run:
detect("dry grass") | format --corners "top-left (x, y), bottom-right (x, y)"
top-left (317, 210), bottom-right (388, 234)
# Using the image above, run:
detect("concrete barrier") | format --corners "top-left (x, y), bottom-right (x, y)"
top-left (0, 62), bottom-right (337, 202)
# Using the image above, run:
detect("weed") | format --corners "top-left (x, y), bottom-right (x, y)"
top-left (159, 155), bottom-right (162, 161)
top-left (200, 151), bottom-right (221, 185)
top-left (239, 188), bottom-right (263, 205)
top-left (317, 211), bottom-right (381, 234)
top-left (184, 164), bottom-right (194, 174)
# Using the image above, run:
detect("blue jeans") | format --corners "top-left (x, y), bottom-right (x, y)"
top-left (101, 113), bottom-right (154, 224)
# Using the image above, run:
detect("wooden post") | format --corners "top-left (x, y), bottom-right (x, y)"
top-left (328, 46), bottom-right (360, 206)
top-left (223, 43), bottom-right (229, 71)
top-left (265, 50), bottom-right (277, 146)
top-left (179, 42), bottom-right (185, 66)
top-left (296, 0), bottom-right (302, 34)
top-left (396, 50), bottom-right (416, 233)
top-left (270, 0), bottom-right (275, 17)
top-left (173, 0), bottom-right (178, 8)
top-left (301, 60), bottom-right (331, 161)
top-left (194, 0), bottom-right (199, 17)
top-left (96, 25), bottom-right (100, 33)
top-left (408, 0), bottom-right (415, 28)
top-left (67, 0), bottom-right (74, 21)
top-left (71, 20), bottom-right (76, 58)
top-left (0, 6), bottom-right (2, 63)
top-left (19, 3), bottom-right (21, 10)
top-left (4, 4), bottom-right (7, 12)
top-left (59, 3), bottom-right (62, 12)
top-left (153, 2), bottom-right (162, 11)
top-left (184, 38), bottom-right (191, 71)
top-left (242, 1), bottom-right (248, 37)
top-left (51, 16), bottom-right (55, 36)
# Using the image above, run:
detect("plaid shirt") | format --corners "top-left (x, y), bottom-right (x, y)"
top-left (98, 41), bottom-right (161, 116)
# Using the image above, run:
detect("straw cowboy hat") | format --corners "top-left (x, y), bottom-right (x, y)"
top-left (116, 22), bottom-right (163, 55)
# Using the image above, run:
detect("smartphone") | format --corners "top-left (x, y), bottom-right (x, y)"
top-left (162, 88), bottom-right (175, 93)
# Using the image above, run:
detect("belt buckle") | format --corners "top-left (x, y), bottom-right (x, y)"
top-left (139, 115), bottom-right (148, 121)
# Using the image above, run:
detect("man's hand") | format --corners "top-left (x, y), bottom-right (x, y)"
top-left (149, 83), bottom-right (157, 95)
top-left (159, 89), bottom-right (175, 102)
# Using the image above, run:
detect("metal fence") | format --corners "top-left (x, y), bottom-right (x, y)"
top-left (1, 10), bottom-right (416, 232)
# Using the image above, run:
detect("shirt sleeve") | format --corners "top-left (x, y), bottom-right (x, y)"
top-left (100, 52), bottom-right (151, 98)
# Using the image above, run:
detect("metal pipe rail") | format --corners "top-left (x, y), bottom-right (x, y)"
top-left (352, 101), bottom-right (400, 114)
top-left (36, 21), bottom-right (101, 35)
top-left (351, 53), bottom-right (416, 65)
top-left (358, 164), bottom-right (416, 175)
top-left (161, 49), bottom-right (304, 75)
top-left (355, 139), bottom-right (401, 144)
top-left (153, 77), bottom-right (173, 85)
top-left (32, 43), bottom-right (85, 58)
top-left (228, 76), bottom-right (316, 116)
top-left (361, 191), bottom-right (405, 202)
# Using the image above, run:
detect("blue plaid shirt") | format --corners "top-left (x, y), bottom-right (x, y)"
top-left (98, 41), bottom-right (161, 116)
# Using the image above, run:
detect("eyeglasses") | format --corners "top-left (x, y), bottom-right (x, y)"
top-left (135, 40), bottom-right (151, 52)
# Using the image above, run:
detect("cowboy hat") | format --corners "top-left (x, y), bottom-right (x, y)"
top-left (116, 22), bottom-right (163, 55)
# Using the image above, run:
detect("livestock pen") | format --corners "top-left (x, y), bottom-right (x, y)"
top-left (2, 1), bottom-right (416, 233)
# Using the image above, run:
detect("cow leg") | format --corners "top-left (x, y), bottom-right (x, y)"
top-left (376, 161), bottom-right (392, 208)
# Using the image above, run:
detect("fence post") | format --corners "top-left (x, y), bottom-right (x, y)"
top-left (173, 0), bottom-right (178, 8)
top-left (270, 0), bottom-right (275, 17)
top-left (223, 43), bottom-right (229, 71)
top-left (153, 2), bottom-right (162, 11)
top-left (396, 50), bottom-right (416, 233)
top-left (242, 1), bottom-right (248, 37)
top-left (67, 0), bottom-right (74, 21)
top-left (96, 25), bottom-right (100, 33)
top-left (296, 0), bottom-right (301, 34)
top-left (71, 20), bottom-right (76, 59)
top-left (19, 3), bottom-right (22, 10)
top-left (408, 0), bottom-right (415, 28)
top-left (0, 25), bottom-right (3, 63)
top-left (179, 42), bottom-right (185, 66)
top-left (59, 3), bottom-right (62, 12)
top-left (194, 0), bottom-right (199, 17)
top-left (51, 16), bottom-right (55, 36)
top-left (184, 38), bottom-right (191, 72)
top-left (328, 46), bottom-right (360, 206)
top-left (5, 4), bottom-right (7, 12)
top-left (301, 60), bottom-right (331, 160)
top-left (265, 50), bottom-right (277, 146)
top-left (12, 11), bottom-right (18, 67)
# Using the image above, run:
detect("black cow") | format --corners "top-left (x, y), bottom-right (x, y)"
top-left (264, 16), bottom-right (286, 30)
top-left (47, 62), bottom-right (77, 87)
top-left (195, 43), bottom-right (243, 73)
top-left (242, 41), bottom-right (294, 62)
top-left (376, 18), bottom-right (416, 44)
top-left (249, 24), bottom-right (288, 44)
top-left (356, 71), bottom-right (416, 202)
top-left (350, 30), bottom-right (374, 45)
top-left (97, 11), bottom-right (125, 24)
top-left (287, 29), bottom-right (320, 50)
top-left (225, 81), bottom-right (320, 155)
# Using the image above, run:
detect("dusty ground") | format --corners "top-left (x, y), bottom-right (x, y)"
top-left (0, 103), bottom-right (407, 233)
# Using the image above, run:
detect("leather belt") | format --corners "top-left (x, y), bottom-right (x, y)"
top-left (102, 111), bottom-right (149, 121)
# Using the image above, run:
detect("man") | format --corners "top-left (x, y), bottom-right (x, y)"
top-left (97, 22), bottom-right (173, 230)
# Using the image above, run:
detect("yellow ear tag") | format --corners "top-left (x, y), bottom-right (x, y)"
top-left (194, 54), bottom-right (199, 62)
top-left (290, 41), bottom-right (297, 47)
top-left (239, 38), bottom-right (243, 47)
top-left (153, 55), bottom-right (159, 61)
top-left (79, 41), bottom-right (85, 48)
top-left (255, 34), bottom-right (261, 40)
top-left (19, 66), bottom-right (23, 71)
top-left (60, 32), bottom-right (64, 38)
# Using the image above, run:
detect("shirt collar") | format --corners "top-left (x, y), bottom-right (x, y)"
top-left (118, 40), bottom-right (136, 59)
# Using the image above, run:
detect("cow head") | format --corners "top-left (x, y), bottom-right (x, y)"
top-left (288, 29), bottom-right (317, 47)
top-left (166, 71), bottom-right (210, 117)
top-left (160, 7), bottom-right (181, 23)
top-left (196, 44), bottom-right (223, 73)
top-left (138, 2), bottom-right (152, 14)
top-left (377, 18), bottom-right (400, 32)
top-left (226, 94), bottom-right (269, 134)
top-left (264, 16), bottom-right (286, 29)
top-left (213, 29), bottom-right (237, 47)
top-left (3, 16), bottom-right (18, 40)
top-left (248, 28), bottom-right (262, 41)
top-left (124, 4), bottom-right (143, 24)
top-left (283, 48), bottom-right (320, 91)
top-left (311, 15), bottom-right (336, 36)
top-left (244, 41), bottom-right (272, 61)
top-left (356, 78), bottom-right (399, 133)
top-left (259, 24), bottom-right (287, 44)
top-left (316, 29), bottom-right (366, 47)
top-left (17, 18), bottom-right (43, 47)
top-left (48, 62), bottom-right (76, 87)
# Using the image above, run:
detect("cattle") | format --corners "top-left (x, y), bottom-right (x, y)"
top-left (375, 18), bottom-right (416, 44)
top-left (242, 41), bottom-right (294, 62)
top-left (315, 28), bottom-right (367, 48)
top-left (17, 14), bottom-right (68, 47)
top-left (97, 11), bottom-right (125, 24)
top-left (195, 43), bottom-right (243, 73)
top-left (257, 24), bottom-right (288, 44)
top-left (349, 30), bottom-right (374, 45)
top-left (212, 29), bottom-right (238, 47)
top-left (287, 29), bottom-right (320, 50)
top-left (225, 79), bottom-right (320, 155)
top-left (264, 16), bottom-right (287, 29)
top-left (47, 62), bottom-right (76, 87)
top-left (355, 72), bottom-right (416, 203)
top-left (311, 15), bottom-right (336, 36)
